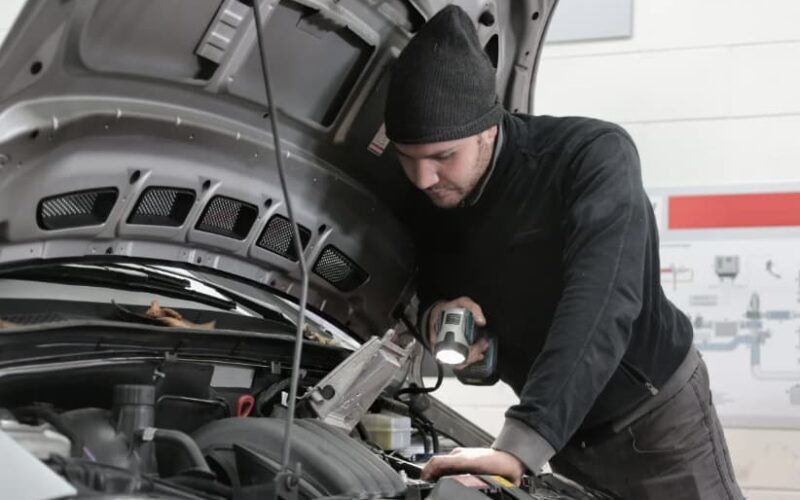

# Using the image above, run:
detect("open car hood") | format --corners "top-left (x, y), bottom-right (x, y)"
top-left (0, 0), bottom-right (556, 340)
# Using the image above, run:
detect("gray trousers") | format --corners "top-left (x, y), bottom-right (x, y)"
top-left (551, 358), bottom-right (744, 500)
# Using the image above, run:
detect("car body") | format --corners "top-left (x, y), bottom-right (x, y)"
top-left (0, 1), bottom-right (611, 498)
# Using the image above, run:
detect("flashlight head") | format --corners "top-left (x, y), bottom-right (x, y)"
top-left (433, 308), bottom-right (474, 365)
top-left (435, 340), bottom-right (468, 364)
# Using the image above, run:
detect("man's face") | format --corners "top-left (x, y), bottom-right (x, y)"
top-left (394, 126), bottom-right (498, 208)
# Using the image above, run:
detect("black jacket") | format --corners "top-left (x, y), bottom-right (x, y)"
top-left (408, 112), bottom-right (694, 451)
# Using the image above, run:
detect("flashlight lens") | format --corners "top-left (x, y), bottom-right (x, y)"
top-left (435, 348), bottom-right (466, 365)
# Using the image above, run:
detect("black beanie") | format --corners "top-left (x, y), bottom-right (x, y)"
top-left (385, 5), bottom-right (503, 144)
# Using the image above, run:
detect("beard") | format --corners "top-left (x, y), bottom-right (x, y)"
top-left (426, 135), bottom-right (494, 209)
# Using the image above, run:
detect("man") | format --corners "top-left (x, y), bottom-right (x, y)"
top-left (385, 6), bottom-right (743, 500)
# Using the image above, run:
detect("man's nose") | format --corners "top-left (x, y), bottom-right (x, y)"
top-left (410, 162), bottom-right (439, 190)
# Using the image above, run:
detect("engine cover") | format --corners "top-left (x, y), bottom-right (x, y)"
top-left (193, 417), bottom-right (405, 499)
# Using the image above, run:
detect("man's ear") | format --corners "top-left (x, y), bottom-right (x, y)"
top-left (479, 125), bottom-right (499, 144)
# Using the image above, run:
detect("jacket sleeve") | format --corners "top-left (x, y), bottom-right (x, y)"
top-left (500, 130), bottom-right (649, 453)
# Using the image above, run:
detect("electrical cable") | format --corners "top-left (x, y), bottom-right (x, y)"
top-left (392, 310), bottom-right (445, 452)
top-left (354, 422), bottom-right (370, 442)
top-left (254, 378), bottom-right (292, 416)
top-left (395, 310), bottom-right (443, 395)
top-left (395, 307), bottom-right (431, 351)
top-left (411, 419), bottom-right (431, 454)
top-left (412, 413), bottom-right (441, 454)
top-left (427, 423), bottom-right (440, 453)
top-left (251, 0), bottom-right (310, 479)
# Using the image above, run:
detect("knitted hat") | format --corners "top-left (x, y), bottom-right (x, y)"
top-left (385, 5), bottom-right (502, 144)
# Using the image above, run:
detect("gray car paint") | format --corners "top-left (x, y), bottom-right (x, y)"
top-left (0, 0), bottom-right (556, 340)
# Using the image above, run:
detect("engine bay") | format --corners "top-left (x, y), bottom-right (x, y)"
top-left (0, 350), bottom-right (607, 500)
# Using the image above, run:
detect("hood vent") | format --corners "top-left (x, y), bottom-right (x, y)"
top-left (313, 245), bottom-right (368, 292)
top-left (128, 187), bottom-right (195, 226)
top-left (37, 188), bottom-right (119, 230)
top-left (0, 312), bottom-right (71, 325)
top-left (257, 215), bottom-right (311, 262)
top-left (196, 195), bottom-right (258, 240)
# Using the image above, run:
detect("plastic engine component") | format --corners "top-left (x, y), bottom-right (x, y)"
top-left (193, 417), bottom-right (405, 499)
top-left (360, 411), bottom-right (412, 450)
top-left (0, 419), bottom-right (71, 460)
top-left (59, 384), bottom-right (158, 473)
top-left (113, 384), bottom-right (156, 473)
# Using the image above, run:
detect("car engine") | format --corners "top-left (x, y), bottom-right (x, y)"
top-left (0, 352), bottom-right (610, 500)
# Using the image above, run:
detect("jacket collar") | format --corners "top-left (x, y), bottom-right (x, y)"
top-left (461, 119), bottom-right (505, 207)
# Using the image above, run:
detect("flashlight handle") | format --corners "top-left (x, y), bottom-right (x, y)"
top-left (453, 333), bottom-right (499, 386)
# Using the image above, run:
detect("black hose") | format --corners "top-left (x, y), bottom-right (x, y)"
top-left (410, 411), bottom-right (441, 454)
top-left (168, 475), bottom-right (232, 498)
top-left (13, 405), bottom-right (87, 458)
top-left (395, 307), bottom-right (432, 352)
top-left (376, 397), bottom-right (410, 416)
top-left (412, 420), bottom-right (431, 454)
top-left (396, 364), bottom-right (443, 396)
top-left (255, 378), bottom-right (292, 416)
top-left (427, 423), bottom-right (440, 453)
top-left (156, 395), bottom-right (231, 418)
top-left (354, 422), bottom-right (370, 442)
top-left (135, 427), bottom-right (211, 475)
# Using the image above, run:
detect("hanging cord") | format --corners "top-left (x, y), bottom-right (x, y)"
top-left (394, 310), bottom-right (443, 395)
top-left (250, 0), bottom-right (310, 479)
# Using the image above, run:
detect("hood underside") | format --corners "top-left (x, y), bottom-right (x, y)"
top-left (0, 0), bottom-right (555, 338)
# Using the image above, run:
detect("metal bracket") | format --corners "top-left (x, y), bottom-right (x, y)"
top-left (139, 427), bottom-right (157, 442)
top-left (307, 330), bottom-right (415, 431)
top-left (274, 464), bottom-right (301, 500)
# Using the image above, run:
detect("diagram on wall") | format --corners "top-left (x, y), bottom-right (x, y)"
top-left (652, 188), bottom-right (800, 428)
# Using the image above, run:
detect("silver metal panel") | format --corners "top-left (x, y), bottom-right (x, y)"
top-left (308, 331), bottom-right (414, 431)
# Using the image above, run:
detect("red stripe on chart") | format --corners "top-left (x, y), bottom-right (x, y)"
top-left (668, 192), bottom-right (800, 229)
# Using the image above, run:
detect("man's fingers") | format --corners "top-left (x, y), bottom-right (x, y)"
top-left (421, 453), bottom-right (493, 481)
top-left (421, 455), bottom-right (468, 481)
top-left (474, 337), bottom-right (490, 352)
top-left (420, 448), bottom-right (525, 485)
top-left (454, 339), bottom-right (489, 369)
top-left (452, 297), bottom-right (486, 326)
top-left (428, 301), bottom-right (447, 347)
top-left (454, 353), bottom-right (484, 370)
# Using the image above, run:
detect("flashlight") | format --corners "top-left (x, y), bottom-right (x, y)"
top-left (433, 307), bottom-right (474, 365)
top-left (433, 307), bottom-right (499, 385)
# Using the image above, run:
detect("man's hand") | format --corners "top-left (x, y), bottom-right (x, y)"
top-left (420, 448), bottom-right (525, 485)
top-left (427, 297), bottom-right (488, 368)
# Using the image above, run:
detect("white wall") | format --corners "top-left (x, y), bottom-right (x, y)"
top-left (0, 0), bottom-right (23, 43)
top-left (535, 0), bottom-right (800, 189)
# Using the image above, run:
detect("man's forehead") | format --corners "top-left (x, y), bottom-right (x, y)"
top-left (393, 137), bottom-right (469, 158)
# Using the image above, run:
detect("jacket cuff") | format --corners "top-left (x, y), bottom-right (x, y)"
top-left (492, 418), bottom-right (555, 473)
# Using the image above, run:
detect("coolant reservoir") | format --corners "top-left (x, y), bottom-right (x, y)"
top-left (360, 412), bottom-right (412, 450)
top-left (0, 419), bottom-right (71, 459)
